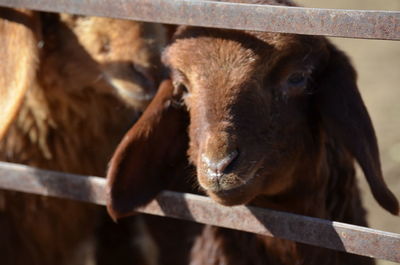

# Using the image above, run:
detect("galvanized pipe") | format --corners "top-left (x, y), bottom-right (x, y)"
top-left (0, 0), bottom-right (399, 40)
top-left (0, 161), bottom-right (399, 262)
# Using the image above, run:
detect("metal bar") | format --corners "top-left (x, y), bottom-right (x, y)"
top-left (0, 162), bottom-right (399, 262)
top-left (0, 0), bottom-right (398, 40)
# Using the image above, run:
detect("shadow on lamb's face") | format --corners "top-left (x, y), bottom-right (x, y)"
top-left (163, 28), bottom-right (329, 205)
top-left (62, 15), bottom-right (167, 109)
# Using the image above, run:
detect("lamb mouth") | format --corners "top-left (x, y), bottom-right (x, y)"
top-left (104, 74), bottom-right (156, 102)
top-left (113, 84), bottom-right (155, 101)
top-left (208, 183), bottom-right (257, 206)
top-left (205, 158), bottom-right (265, 206)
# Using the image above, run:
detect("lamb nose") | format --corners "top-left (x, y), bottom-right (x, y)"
top-left (202, 149), bottom-right (239, 176)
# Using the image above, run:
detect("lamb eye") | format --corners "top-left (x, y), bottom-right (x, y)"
top-left (173, 81), bottom-right (188, 95)
top-left (171, 82), bottom-right (188, 107)
top-left (287, 72), bottom-right (307, 86)
top-left (172, 69), bottom-right (190, 95)
top-left (179, 84), bottom-right (188, 93)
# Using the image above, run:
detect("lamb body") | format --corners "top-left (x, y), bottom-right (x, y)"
top-left (107, 1), bottom-right (399, 264)
top-left (0, 9), bottom-right (167, 265)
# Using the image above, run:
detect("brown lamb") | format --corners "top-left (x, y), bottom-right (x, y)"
top-left (106, 1), bottom-right (399, 264)
top-left (0, 8), bottom-right (167, 265)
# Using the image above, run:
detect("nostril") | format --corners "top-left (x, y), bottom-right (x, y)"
top-left (202, 149), bottom-right (239, 176)
top-left (217, 149), bottom-right (239, 173)
top-left (221, 149), bottom-right (239, 173)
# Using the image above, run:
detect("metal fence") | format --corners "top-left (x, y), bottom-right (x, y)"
top-left (0, 0), bottom-right (399, 40)
top-left (0, 0), bottom-right (399, 263)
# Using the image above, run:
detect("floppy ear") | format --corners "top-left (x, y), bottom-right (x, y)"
top-left (0, 8), bottom-right (41, 140)
top-left (316, 44), bottom-right (399, 215)
top-left (107, 79), bottom-right (189, 220)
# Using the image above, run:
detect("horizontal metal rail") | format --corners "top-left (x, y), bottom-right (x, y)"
top-left (0, 0), bottom-right (399, 40)
top-left (0, 161), bottom-right (399, 262)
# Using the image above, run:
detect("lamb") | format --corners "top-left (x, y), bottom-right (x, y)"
top-left (0, 8), bottom-right (167, 265)
top-left (106, 0), bottom-right (399, 264)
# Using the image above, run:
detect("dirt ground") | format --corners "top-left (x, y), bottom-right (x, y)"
top-left (296, 1), bottom-right (399, 264)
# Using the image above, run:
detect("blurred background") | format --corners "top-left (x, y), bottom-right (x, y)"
top-left (296, 1), bottom-right (399, 264)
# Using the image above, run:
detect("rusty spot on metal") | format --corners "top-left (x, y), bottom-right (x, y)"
top-left (0, 161), bottom-right (399, 262)
top-left (0, 0), bottom-right (398, 40)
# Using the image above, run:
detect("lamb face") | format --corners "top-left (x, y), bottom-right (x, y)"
top-left (164, 28), bottom-right (328, 205)
top-left (62, 15), bottom-right (168, 109)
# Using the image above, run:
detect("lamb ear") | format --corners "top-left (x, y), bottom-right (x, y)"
top-left (315, 44), bottom-right (399, 215)
top-left (106, 79), bottom-right (189, 220)
top-left (0, 8), bottom-right (41, 140)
